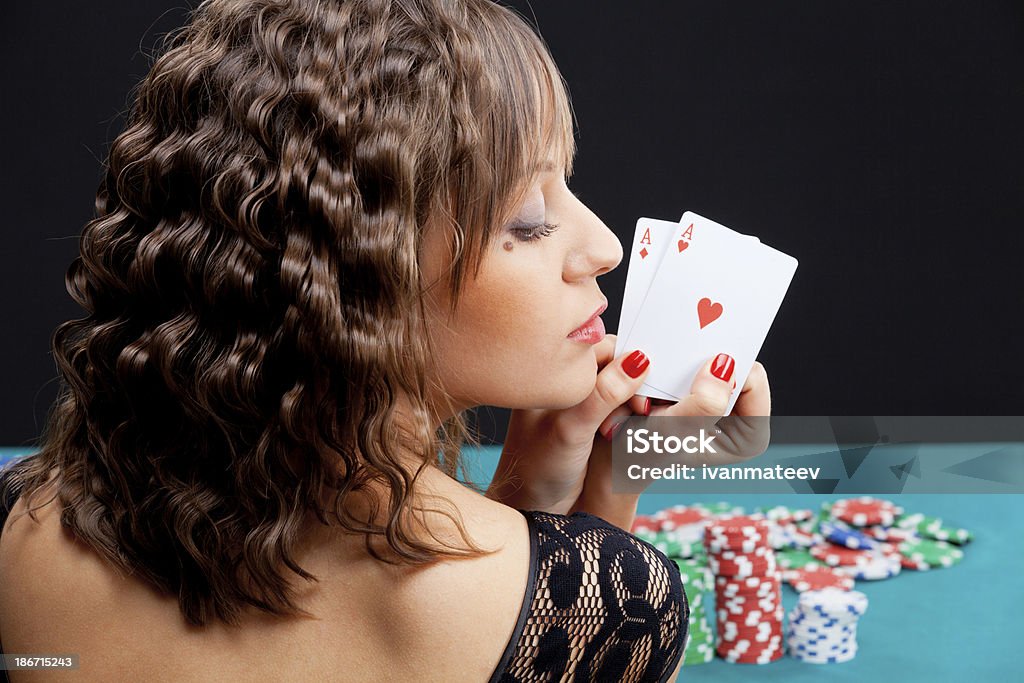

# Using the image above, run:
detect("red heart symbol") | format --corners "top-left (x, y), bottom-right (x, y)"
top-left (697, 297), bottom-right (723, 329)
top-left (677, 239), bottom-right (689, 253)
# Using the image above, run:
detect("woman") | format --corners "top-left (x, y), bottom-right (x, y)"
top-left (0, 0), bottom-right (770, 680)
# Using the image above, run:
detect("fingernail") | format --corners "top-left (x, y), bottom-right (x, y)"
top-left (603, 421), bottom-right (623, 442)
top-left (623, 350), bottom-right (650, 378)
top-left (711, 353), bottom-right (735, 383)
top-left (643, 397), bottom-right (651, 416)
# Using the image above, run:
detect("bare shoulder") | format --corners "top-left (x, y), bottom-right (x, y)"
top-left (0, 480), bottom-right (112, 609)
top-left (0, 472), bottom-right (534, 681)
top-left (389, 472), bottom-right (532, 617)
top-left (372, 473), bottom-right (533, 678)
top-left (0, 482), bottom-right (158, 682)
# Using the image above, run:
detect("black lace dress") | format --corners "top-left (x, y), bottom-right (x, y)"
top-left (489, 509), bottom-right (688, 682)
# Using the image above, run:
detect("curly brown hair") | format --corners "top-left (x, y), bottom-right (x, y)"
top-left (1, 0), bottom-right (575, 627)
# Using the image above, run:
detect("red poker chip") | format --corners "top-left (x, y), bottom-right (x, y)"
top-left (720, 611), bottom-right (785, 627)
top-left (876, 542), bottom-right (900, 557)
top-left (708, 515), bottom-right (770, 534)
top-left (710, 556), bottom-right (777, 571)
top-left (706, 530), bottom-right (769, 544)
top-left (721, 626), bottom-right (784, 635)
top-left (706, 541), bottom-right (770, 557)
top-left (810, 543), bottom-right (874, 567)
top-left (717, 572), bottom-right (783, 585)
top-left (706, 531), bottom-right (770, 545)
top-left (783, 566), bottom-right (855, 592)
top-left (717, 582), bottom-right (781, 597)
top-left (710, 558), bottom-right (777, 578)
top-left (899, 553), bottom-right (931, 571)
top-left (719, 638), bottom-right (784, 647)
top-left (718, 596), bottom-right (781, 610)
top-left (721, 626), bottom-right (784, 637)
top-left (630, 514), bottom-right (661, 533)
top-left (716, 586), bottom-right (782, 600)
top-left (831, 497), bottom-right (900, 527)
top-left (713, 546), bottom-right (772, 560)
top-left (655, 506), bottom-right (709, 529)
top-left (721, 649), bottom-right (784, 664)
top-left (863, 525), bottom-right (917, 543)
top-left (718, 640), bottom-right (784, 658)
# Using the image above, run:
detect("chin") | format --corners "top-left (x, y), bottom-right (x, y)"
top-left (552, 365), bottom-right (600, 408)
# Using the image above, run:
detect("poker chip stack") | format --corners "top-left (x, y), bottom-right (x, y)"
top-left (673, 559), bottom-right (715, 666)
top-left (787, 588), bottom-right (868, 663)
top-left (704, 515), bottom-right (784, 664)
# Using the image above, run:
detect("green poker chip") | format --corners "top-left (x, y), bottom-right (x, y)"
top-left (637, 530), bottom-right (706, 560)
top-left (683, 630), bottom-right (715, 666)
top-left (925, 524), bottom-right (973, 545)
top-left (898, 538), bottom-right (964, 569)
top-left (674, 558), bottom-right (713, 594)
top-left (896, 513), bottom-right (973, 545)
top-left (654, 532), bottom-right (705, 559)
top-left (775, 547), bottom-right (825, 570)
top-left (675, 554), bottom-right (714, 666)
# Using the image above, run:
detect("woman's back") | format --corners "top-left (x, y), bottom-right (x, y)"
top-left (0, 464), bottom-right (686, 682)
top-left (0, 467), bottom-right (534, 682)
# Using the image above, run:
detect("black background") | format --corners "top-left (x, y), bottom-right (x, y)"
top-left (2, 1), bottom-right (1022, 448)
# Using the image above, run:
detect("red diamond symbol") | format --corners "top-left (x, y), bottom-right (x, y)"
top-left (639, 247), bottom-right (649, 259)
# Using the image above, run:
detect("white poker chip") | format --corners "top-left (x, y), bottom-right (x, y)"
top-left (835, 551), bottom-right (902, 581)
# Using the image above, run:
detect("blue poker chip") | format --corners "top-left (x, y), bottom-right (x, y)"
top-left (820, 520), bottom-right (880, 550)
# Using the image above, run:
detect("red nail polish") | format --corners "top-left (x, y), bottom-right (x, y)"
top-left (643, 397), bottom-right (651, 416)
top-left (623, 350), bottom-right (650, 378)
top-left (604, 421), bottom-right (623, 441)
top-left (711, 353), bottom-right (735, 383)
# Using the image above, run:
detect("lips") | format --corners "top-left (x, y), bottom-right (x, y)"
top-left (568, 300), bottom-right (608, 340)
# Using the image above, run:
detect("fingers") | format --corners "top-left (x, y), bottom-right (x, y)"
top-left (628, 394), bottom-right (651, 417)
top-left (574, 348), bottom-right (651, 433)
top-left (731, 361), bottom-right (771, 417)
top-left (593, 333), bottom-right (617, 369)
top-left (598, 404), bottom-right (635, 441)
top-left (597, 393), bottom-right (651, 441)
top-left (636, 357), bottom-right (773, 466)
top-left (660, 353), bottom-right (737, 418)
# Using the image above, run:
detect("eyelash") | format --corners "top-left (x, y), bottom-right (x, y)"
top-left (511, 222), bottom-right (561, 243)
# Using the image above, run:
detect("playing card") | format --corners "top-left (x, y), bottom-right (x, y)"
top-left (622, 212), bottom-right (798, 415)
top-left (681, 213), bottom-right (759, 246)
top-left (614, 218), bottom-right (678, 400)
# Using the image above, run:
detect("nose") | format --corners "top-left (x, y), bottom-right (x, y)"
top-left (564, 202), bottom-right (623, 282)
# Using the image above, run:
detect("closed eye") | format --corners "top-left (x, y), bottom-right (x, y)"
top-left (511, 222), bottom-right (561, 243)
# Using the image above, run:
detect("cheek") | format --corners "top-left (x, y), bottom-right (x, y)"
top-left (436, 271), bottom-right (598, 407)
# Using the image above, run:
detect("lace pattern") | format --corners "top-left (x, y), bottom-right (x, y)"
top-left (490, 510), bottom-right (688, 683)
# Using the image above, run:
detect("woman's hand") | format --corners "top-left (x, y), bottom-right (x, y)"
top-left (570, 357), bottom-right (772, 529)
top-left (485, 333), bottom-right (653, 514)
